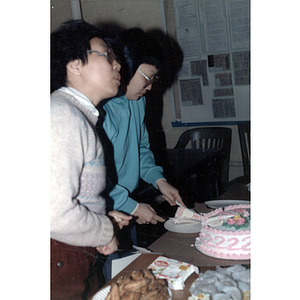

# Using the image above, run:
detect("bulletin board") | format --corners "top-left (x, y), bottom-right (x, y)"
top-left (161, 0), bottom-right (250, 127)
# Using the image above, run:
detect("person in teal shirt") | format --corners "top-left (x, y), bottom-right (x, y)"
top-left (97, 28), bottom-right (185, 282)
top-left (101, 28), bottom-right (185, 225)
top-left (98, 28), bottom-right (185, 282)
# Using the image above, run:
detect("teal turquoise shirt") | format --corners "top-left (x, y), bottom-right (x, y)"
top-left (102, 94), bottom-right (165, 214)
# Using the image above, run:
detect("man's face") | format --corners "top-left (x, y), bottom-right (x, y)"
top-left (79, 37), bottom-right (121, 105)
top-left (125, 64), bottom-right (158, 100)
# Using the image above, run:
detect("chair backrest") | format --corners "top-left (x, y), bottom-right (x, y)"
top-left (174, 127), bottom-right (232, 192)
top-left (238, 121), bottom-right (250, 183)
top-left (175, 127), bottom-right (232, 151)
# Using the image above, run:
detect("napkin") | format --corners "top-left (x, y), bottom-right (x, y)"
top-left (148, 256), bottom-right (199, 290)
top-left (171, 206), bottom-right (203, 224)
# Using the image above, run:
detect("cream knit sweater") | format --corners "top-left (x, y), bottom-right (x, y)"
top-left (50, 90), bottom-right (113, 247)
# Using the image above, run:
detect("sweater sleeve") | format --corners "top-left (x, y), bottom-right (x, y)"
top-left (50, 98), bottom-right (113, 247)
top-left (138, 104), bottom-right (166, 186)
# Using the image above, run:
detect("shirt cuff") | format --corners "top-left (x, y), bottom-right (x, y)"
top-left (130, 202), bottom-right (139, 215)
top-left (155, 178), bottom-right (167, 189)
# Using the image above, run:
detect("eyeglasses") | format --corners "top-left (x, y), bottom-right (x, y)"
top-left (137, 68), bottom-right (159, 88)
top-left (86, 49), bottom-right (116, 64)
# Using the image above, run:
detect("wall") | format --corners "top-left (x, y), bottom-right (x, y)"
top-left (51, 0), bottom-right (244, 181)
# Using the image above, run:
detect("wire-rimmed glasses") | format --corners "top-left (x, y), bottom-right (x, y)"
top-left (137, 68), bottom-right (159, 88)
top-left (86, 49), bottom-right (116, 64)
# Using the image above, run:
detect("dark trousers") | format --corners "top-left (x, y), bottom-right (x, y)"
top-left (51, 239), bottom-right (100, 300)
top-left (101, 221), bottom-right (137, 283)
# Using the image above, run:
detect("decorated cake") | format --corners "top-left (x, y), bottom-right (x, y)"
top-left (195, 204), bottom-right (250, 260)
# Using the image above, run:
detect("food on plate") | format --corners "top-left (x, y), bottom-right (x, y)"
top-left (105, 269), bottom-right (169, 300)
top-left (187, 294), bottom-right (210, 300)
top-left (189, 265), bottom-right (250, 300)
top-left (195, 204), bottom-right (250, 260)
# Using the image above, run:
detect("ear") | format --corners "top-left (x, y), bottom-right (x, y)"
top-left (66, 59), bottom-right (82, 76)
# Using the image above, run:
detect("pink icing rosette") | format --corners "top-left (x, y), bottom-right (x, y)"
top-left (236, 218), bottom-right (245, 225)
top-left (227, 218), bottom-right (236, 225)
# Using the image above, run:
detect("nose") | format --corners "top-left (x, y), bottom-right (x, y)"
top-left (113, 60), bottom-right (121, 72)
top-left (145, 84), bottom-right (152, 91)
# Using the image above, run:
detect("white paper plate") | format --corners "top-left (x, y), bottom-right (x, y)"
top-left (92, 285), bottom-right (110, 300)
top-left (92, 285), bottom-right (172, 300)
top-left (204, 199), bottom-right (250, 209)
top-left (164, 219), bottom-right (202, 233)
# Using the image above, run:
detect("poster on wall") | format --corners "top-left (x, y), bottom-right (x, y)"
top-left (162, 0), bottom-right (250, 126)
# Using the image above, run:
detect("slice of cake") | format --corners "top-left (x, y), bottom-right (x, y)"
top-left (195, 204), bottom-right (250, 260)
top-left (172, 206), bottom-right (202, 223)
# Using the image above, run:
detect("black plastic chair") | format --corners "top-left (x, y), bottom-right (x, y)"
top-left (238, 121), bottom-right (250, 183)
top-left (174, 127), bottom-right (232, 201)
top-left (226, 121), bottom-right (250, 191)
top-left (233, 121), bottom-right (251, 183)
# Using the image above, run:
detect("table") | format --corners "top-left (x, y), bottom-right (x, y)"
top-left (89, 254), bottom-right (214, 300)
top-left (89, 184), bottom-right (250, 299)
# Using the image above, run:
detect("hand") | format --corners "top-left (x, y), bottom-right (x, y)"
top-left (132, 203), bottom-right (165, 225)
top-left (156, 179), bottom-right (186, 207)
top-left (96, 235), bottom-right (118, 255)
top-left (108, 210), bottom-right (132, 230)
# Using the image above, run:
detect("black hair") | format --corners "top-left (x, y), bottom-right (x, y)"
top-left (50, 19), bottom-right (104, 93)
top-left (111, 28), bottom-right (163, 86)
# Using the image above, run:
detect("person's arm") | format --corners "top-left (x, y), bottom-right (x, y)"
top-left (50, 99), bottom-right (113, 247)
top-left (156, 179), bottom-right (185, 207)
top-left (106, 181), bottom-right (164, 224)
top-left (96, 211), bottom-right (132, 255)
top-left (132, 203), bottom-right (165, 224)
top-left (96, 236), bottom-right (118, 255)
top-left (138, 105), bottom-right (185, 207)
top-left (139, 119), bottom-right (165, 186)
top-left (105, 179), bottom-right (139, 214)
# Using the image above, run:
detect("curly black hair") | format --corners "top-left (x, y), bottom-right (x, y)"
top-left (50, 19), bottom-right (104, 93)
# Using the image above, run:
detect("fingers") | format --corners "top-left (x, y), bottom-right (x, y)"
top-left (108, 210), bottom-right (133, 229)
top-left (133, 203), bottom-right (166, 225)
top-left (96, 246), bottom-right (105, 254)
top-left (150, 214), bottom-right (165, 224)
top-left (162, 195), bottom-right (176, 205)
top-left (157, 180), bottom-right (185, 207)
top-left (136, 218), bottom-right (145, 225)
top-left (176, 199), bottom-right (186, 207)
top-left (136, 212), bottom-right (165, 225)
top-left (108, 210), bottom-right (133, 220)
top-left (118, 218), bottom-right (134, 229)
top-left (96, 236), bottom-right (119, 255)
top-left (146, 205), bottom-right (156, 213)
top-left (163, 193), bottom-right (186, 207)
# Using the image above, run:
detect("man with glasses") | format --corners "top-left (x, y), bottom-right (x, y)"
top-left (97, 28), bottom-right (185, 282)
top-left (50, 20), bottom-right (132, 299)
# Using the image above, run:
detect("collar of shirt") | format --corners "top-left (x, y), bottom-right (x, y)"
top-left (59, 87), bottom-right (99, 117)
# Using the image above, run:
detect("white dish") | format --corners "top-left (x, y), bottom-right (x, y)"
top-left (164, 219), bottom-right (202, 233)
top-left (92, 285), bottom-right (172, 300)
top-left (204, 199), bottom-right (250, 209)
top-left (92, 285), bottom-right (110, 300)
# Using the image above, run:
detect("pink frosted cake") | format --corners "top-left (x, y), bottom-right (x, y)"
top-left (195, 204), bottom-right (250, 260)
